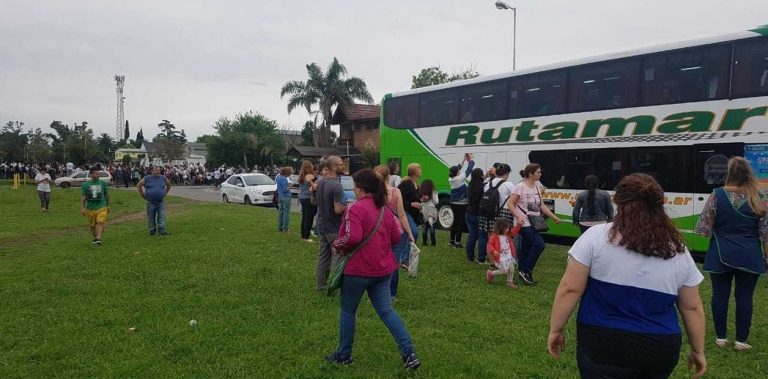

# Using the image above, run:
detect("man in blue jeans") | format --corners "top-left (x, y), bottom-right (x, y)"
top-left (275, 166), bottom-right (294, 232)
top-left (137, 165), bottom-right (172, 236)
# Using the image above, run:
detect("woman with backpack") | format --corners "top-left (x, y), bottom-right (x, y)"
top-left (447, 154), bottom-right (475, 248)
top-left (572, 175), bottom-right (614, 234)
top-left (511, 163), bottom-right (561, 285)
top-left (477, 163), bottom-right (516, 264)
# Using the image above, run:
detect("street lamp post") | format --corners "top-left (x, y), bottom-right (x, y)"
top-left (494, 1), bottom-right (517, 71)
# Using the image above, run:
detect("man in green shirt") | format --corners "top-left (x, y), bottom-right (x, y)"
top-left (80, 167), bottom-right (111, 245)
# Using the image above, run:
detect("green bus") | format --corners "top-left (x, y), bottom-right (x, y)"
top-left (380, 26), bottom-right (768, 251)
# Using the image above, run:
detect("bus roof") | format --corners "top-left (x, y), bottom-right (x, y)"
top-left (389, 28), bottom-right (767, 99)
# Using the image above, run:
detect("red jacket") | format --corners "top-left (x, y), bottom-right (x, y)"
top-left (333, 196), bottom-right (402, 277)
top-left (487, 224), bottom-right (522, 264)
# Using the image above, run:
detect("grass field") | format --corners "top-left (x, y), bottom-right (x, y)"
top-left (1, 184), bottom-right (766, 378)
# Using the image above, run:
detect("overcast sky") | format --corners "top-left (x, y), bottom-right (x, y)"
top-left (1, 0), bottom-right (766, 140)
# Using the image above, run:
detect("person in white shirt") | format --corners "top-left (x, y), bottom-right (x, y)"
top-left (35, 165), bottom-right (53, 212)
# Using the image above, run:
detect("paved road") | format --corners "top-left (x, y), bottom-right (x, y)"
top-left (115, 185), bottom-right (303, 213)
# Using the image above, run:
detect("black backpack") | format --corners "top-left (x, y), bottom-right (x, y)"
top-left (479, 180), bottom-right (505, 219)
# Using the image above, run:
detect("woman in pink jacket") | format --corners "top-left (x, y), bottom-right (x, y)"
top-left (327, 169), bottom-right (421, 370)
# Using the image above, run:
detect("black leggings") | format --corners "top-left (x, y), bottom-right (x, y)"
top-left (450, 203), bottom-right (467, 244)
top-left (577, 323), bottom-right (681, 379)
top-left (299, 198), bottom-right (317, 240)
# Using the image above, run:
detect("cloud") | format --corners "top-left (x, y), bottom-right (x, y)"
top-left (1, 0), bottom-right (767, 139)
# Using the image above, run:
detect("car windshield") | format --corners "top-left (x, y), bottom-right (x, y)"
top-left (243, 175), bottom-right (274, 186)
top-left (340, 176), bottom-right (354, 191)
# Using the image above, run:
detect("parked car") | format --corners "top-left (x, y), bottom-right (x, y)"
top-left (289, 174), bottom-right (300, 196)
top-left (340, 175), bottom-right (356, 204)
top-left (55, 170), bottom-right (112, 188)
top-left (220, 173), bottom-right (276, 206)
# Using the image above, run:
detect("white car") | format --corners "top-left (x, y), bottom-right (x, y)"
top-left (220, 173), bottom-right (276, 206)
top-left (55, 170), bottom-right (112, 188)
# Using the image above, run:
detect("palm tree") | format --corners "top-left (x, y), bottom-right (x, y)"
top-left (280, 57), bottom-right (373, 147)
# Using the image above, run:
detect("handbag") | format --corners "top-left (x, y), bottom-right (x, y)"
top-left (327, 207), bottom-right (385, 296)
top-left (518, 186), bottom-right (549, 233)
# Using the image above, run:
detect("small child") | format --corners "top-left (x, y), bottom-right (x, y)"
top-left (419, 179), bottom-right (439, 246)
top-left (486, 218), bottom-right (522, 288)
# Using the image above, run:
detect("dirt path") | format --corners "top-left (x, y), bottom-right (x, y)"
top-left (1, 203), bottom-right (192, 248)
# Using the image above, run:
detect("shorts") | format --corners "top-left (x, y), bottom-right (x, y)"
top-left (86, 208), bottom-right (108, 226)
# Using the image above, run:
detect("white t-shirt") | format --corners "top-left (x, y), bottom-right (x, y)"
top-left (484, 177), bottom-right (516, 208)
top-left (569, 223), bottom-right (704, 334)
top-left (35, 173), bottom-right (52, 192)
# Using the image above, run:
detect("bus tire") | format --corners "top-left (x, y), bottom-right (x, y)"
top-left (437, 199), bottom-right (453, 230)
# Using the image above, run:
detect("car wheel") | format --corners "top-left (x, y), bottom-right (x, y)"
top-left (437, 200), bottom-right (454, 230)
top-left (61, 182), bottom-right (71, 189)
top-left (222, 194), bottom-right (229, 203)
top-left (244, 195), bottom-right (252, 206)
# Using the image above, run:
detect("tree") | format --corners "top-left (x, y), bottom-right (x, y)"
top-left (280, 57), bottom-right (373, 147)
top-left (360, 139), bottom-right (380, 168)
top-left (134, 128), bottom-right (145, 148)
top-left (153, 120), bottom-right (187, 162)
top-left (300, 120), bottom-right (316, 146)
top-left (26, 128), bottom-right (51, 165)
top-left (124, 120), bottom-right (130, 141)
top-left (0, 121), bottom-right (28, 162)
top-left (96, 133), bottom-right (115, 162)
top-left (204, 111), bottom-right (285, 168)
top-left (411, 65), bottom-right (482, 89)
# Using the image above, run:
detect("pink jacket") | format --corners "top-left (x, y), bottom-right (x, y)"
top-left (333, 195), bottom-right (401, 277)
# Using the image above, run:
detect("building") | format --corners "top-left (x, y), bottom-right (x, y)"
top-left (114, 142), bottom-right (207, 166)
top-left (331, 104), bottom-right (380, 151)
top-left (278, 129), bottom-right (303, 152)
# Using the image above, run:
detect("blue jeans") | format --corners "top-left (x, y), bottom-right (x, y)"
top-left (337, 274), bottom-right (415, 358)
top-left (465, 213), bottom-right (481, 261)
top-left (710, 270), bottom-right (760, 342)
top-left (399, 214), bottom-right (418, 263)
top-left (147, 201), bottom-right (166, 234)
top-left (390, 232), bottom-right (407, 298)
top-left (518, 226), bottom-right (545, 274)
top-left (278, 196), bottom-right (291, 231)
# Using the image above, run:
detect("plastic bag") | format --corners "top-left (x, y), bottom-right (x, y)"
top-left (407, 242), bottom-right (420, 278)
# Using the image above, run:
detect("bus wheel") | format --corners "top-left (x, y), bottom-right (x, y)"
top-left (437, 201), bottom-right (454, 230)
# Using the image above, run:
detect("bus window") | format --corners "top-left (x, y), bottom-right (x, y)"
top-left (509, 71), bottom-right (567, 118)
top-left (419, 89), bottom-right (459, 127)
top-left (383, 95), bottom-right (419, 129)
top-left (531, 146), bottom-right (693, 193)
top-left (459, 80), bottom-right (508, 123)
top-left (568, 59), bottom-right (640, 112)
top-left (641, 45), bottom-right (731, 106)
top-left (733, 38), bottom-right (768, 98)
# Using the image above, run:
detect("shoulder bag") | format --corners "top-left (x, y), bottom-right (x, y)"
top-left (518, 185), bottom-right (549, 233)
top-left (327, 207), bottom-right (385, 296)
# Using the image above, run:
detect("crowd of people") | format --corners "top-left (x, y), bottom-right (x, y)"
top-left (284, 153), bottom-right (767, 377)
top-left (13, 151), bottom-right (768, 377)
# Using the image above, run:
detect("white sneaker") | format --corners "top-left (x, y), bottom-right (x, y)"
top-left (715, 338), bottom-right (728, 348)
top-left (734, 341), bottom-right (752, 351)
top-left (304, 238), bottom-right (314, 243)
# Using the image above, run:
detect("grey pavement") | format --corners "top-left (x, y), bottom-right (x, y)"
top-left (113, 185), bottom-right (302, 213)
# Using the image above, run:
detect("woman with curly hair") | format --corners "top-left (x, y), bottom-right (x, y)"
top-left (548, 173), bottom-right (706, 379)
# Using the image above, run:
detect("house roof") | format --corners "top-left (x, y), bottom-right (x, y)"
top-left (331, 104), bottom-right (381, 124)
top-left (287, 145), bottom-right (362, 158)
top-left (142, 141), bottom-right (159, 154)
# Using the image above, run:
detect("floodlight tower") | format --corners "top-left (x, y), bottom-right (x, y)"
top-left (114, 75), bottom-right (125, 140)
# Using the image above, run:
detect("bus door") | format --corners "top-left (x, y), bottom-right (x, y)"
top-left (692, 143), bottom-right (744, 251)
